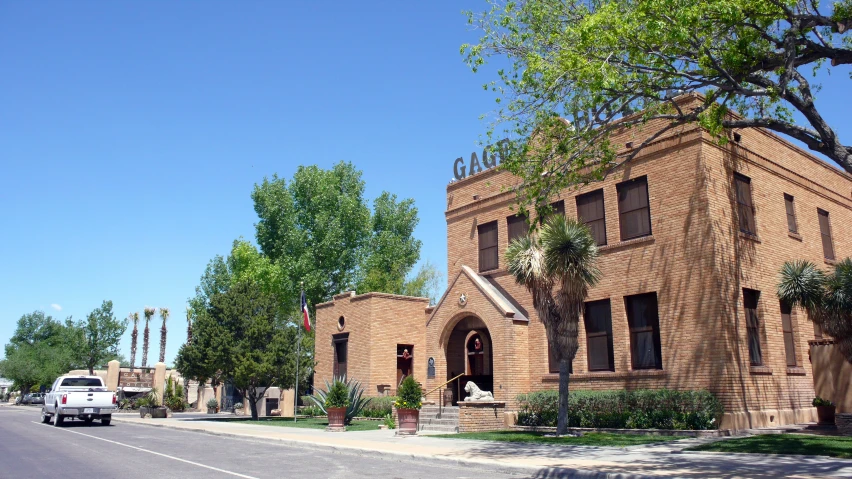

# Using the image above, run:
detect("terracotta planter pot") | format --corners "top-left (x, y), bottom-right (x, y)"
top-left (327, 407), bottom-right (347, 430)
top-left (817, 405), bottom-right (836, 425)
top-left (397, 408), bottom-right (419, 435)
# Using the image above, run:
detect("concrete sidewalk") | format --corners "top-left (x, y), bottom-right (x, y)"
top-left (111, 415), bottom-right (852, 478)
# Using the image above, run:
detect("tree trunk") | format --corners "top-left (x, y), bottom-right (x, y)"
top-left (249, 393), bottom-right (259, 420)
top-left (89, 365), bottom-right (94, 375)
top-left (557, 357), bottom-right (571, 435)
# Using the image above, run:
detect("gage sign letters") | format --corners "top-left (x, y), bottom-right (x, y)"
top-left (453, 139), bottom-right (509, 181)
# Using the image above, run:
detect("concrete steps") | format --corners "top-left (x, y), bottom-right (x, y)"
top-left (419, 405), bottom-right (459, 433)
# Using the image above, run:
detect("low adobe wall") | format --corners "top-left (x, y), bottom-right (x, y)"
top-left (810, 339), bottom-right (852, 413)
top-left (458, 401), bottom-right (506, 432)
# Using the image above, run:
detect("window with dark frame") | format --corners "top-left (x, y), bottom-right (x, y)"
top-left (624, 292), bottom-right (663, 370)
top-left (478, 220), bottom-right (499, 272)
top-left (734, 174), bottom-right (757, 235)
top-left (743, 289), bottom-right (763, 366)
top-left (333, 334), bottom-right (349, 378)
top-left (784, 194), bottom-right (798, 233)
top-left (616, 176), bottom-right (651, 241)
top-left (576, 189), bottom-right (607, 246)
top-left (507, 212), bottom-right (529, 243)
top-left (818, 209), bottom-right (835, 260)
top-left (584, 299), bottom-right (614, 371)
top-left (780, 301), bottom-right (797, 367)
top-left (551, 200), bottom-right (565, 217)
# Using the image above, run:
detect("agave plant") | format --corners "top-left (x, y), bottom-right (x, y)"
top-left (142, 307), bottom-right (156, 367)
top-left (129, 312), bottom-right (139, 370)
top-left (308, 375), bottom-right (372, 425)
top-left (159, 307), bottom-right (170, 364)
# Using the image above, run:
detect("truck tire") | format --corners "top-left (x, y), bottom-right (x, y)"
top-left (53, 406), bottom-right (63, 427)
top-left (101, 418), bottom-right (111, 426)
top-left (41, 408), bottom-right (50, 423)
top-left (84, 418), bottom-right (94, 425)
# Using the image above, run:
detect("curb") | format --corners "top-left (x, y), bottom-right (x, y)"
top-left (110, 417), bottom-right (664, 479)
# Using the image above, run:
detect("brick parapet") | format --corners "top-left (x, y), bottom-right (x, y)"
top-left (458, 401), bottom-right (506, 433)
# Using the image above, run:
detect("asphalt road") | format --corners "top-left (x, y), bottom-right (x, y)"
top-left (0, 406), bottom-right (526, 479)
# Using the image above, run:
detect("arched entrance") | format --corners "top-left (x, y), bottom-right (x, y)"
top-left (445, 316), bottom-right (493, 404)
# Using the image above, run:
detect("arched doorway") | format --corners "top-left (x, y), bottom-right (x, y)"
top-left (445, 316), bottom-right (493, 404)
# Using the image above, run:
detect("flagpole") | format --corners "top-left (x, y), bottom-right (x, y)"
top-left (294, 282), bottom-right (303, 423)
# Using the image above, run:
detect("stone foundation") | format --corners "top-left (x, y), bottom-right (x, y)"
top-left (458, 401), bottom-right (505, 433)
top-left (720, 407), bottom-right (818, 430)
top-left (837, 413), bottom-right (852, 436)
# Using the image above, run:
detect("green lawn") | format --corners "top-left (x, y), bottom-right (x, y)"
top-left (686, 434), bottom-right (852, 459)
top-left (433, 430), bottom-right (681, 446)
top-left (202, 416), bottom-right (381, 431)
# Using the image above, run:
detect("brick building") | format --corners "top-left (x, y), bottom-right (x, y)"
top-left (315, 97), bottom-right (851, 430)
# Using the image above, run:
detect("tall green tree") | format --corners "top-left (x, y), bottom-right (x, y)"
top-left (159, 307), bottom-right (170, 364)
top-left (129, 312), bottom-right (139, 370)
top-left (778, 258), bottom-right (852, 362)
top-left (505, 216), bottom-right (600, 435)
top-left (463, 0), bottom-right (852, 214)
top-left (176, 280), bottom-right (295, 420)
top-left (79, 300), bottom-right (128, 375)
top-left (0, 311), bottom-right (82, 395)
top-left (142, 307), bottom-right (155, 367)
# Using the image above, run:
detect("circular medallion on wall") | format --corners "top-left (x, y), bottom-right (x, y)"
top-left (337, 316), bottom-right (345, 331)
top-left (458, 293), bottom-right (467, 307)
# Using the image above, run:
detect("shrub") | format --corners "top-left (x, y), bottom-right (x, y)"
top-left (384, 413), bottom-right (396, 429)
top-left (813, 396), bottom-right (834, 407)
top-left (361, 396), bottom-right (396, 418)
top-left (325, 380), bottom-right (350, 409)
top-left (234, 402), bottom-right (244, 410)
top-left (394, 376), bottom-right (422, 410)
top-left (206, 397), bottom-right (219, 409)
top-left (516, 389), bottom-right (723, 430)
top-left (308, 376), bottom-right (372, 425)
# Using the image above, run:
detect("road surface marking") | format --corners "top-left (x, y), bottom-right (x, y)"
top-left (33, 422), bottom-right (259, 478)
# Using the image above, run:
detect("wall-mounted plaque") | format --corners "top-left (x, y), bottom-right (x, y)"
top-left (427, 357), bottom-right (436, 379)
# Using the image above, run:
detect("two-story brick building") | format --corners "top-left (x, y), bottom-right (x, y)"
top-left (315, 96), bottom-right (851, 430)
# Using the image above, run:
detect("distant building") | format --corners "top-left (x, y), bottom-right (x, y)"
top-left (314, 95), bottom-right (851, 430)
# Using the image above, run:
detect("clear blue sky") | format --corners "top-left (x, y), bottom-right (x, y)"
top-left (1, 2), bottom-right (850, 366)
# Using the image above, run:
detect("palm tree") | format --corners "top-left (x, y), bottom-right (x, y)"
top-left (185, 306), bottom-right (193, 345)
top-left (778, 258), bottom-right (852, 363)
top-left (159, 307), bottom-right (170, 364)
top-left (506, 215), bottom-right (600, 435)
top-left (142, 307), bottom-right (156, 367)
top-left (129, 313), bottom-right (139, 370)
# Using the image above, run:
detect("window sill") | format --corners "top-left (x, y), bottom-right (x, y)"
top-left (787, 232), bottom-right (803, 241)
top-left (739, 231), bottom-right (761, 243)
top-left (749, 366), bottom-right (773, 375)
top-left (599, 235), bottom-right (655, 253)
top-left (542, 369), bottom-right (666, 382)
top-left (786, 367), bottom-right (807, 376)
top-left (825, 258), bottom-right (838, 266)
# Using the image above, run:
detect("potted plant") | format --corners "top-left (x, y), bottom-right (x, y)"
top-left (394, 375), bottom-right (422, 435)
top-left (206, 398), bottom-right (220, 414)
top-left (234, 402), bottom-right (245, 416)
top-left (814, 397), bottom-right (836, 425)
top-left (325, 379), bottom-right (350, 431)
top-left (137, 396), bottom-right (151, 418)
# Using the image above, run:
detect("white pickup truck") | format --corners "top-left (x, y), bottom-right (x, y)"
top-left (42, 375), bottom-right (117, 426)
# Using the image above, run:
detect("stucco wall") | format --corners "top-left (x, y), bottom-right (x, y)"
top-left (811, 340), bottom-right (852, 414)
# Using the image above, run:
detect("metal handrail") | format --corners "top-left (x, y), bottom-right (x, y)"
top-left (424, 373), bottom-right (464, 398)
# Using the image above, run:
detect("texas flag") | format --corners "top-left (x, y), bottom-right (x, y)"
top-left (301, 291), bottom-right (311, 332)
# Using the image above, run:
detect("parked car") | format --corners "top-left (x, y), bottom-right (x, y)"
top-left (29, 393), bottom-right (44, 405)
top-left (42, 376), bottom-right (116, 426)
top-left (20, 394), bottom-right (32, 405)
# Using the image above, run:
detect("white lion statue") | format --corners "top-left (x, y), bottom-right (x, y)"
top-left (463, 381), bottom-right (494, 401)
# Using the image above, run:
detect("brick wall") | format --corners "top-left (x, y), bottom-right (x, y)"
top-left (458, 402), bottom-right (507, 432)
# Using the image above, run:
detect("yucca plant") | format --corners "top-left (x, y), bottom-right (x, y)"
top-left (142, 307), bottom-right (155, 367)
top-left (506, 215), bottom-right (600, 435)
top-left (778, 258), bottom-right (852, 363)
top-left (159, 307), bottom-right (170, 364)
top-left (129, 312), bottom-right (139, 370)
top-left (308, 375), bottom-right (373, 425)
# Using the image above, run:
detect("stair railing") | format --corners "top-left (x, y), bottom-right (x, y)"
top-left (423, 373), bottom-right (464, 417)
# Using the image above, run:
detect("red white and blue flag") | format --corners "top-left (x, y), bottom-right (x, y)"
top-left (301, 291), bottom-right (311, 332)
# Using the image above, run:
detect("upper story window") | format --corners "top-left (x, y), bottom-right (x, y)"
top-left (818, 209), bottom-right (835, 260)
top-left (779, 300), bottom-right (797, 367)
top-left (551, 200), bottom-right (565, 217)
top-left (734, 174), bottom-right (756, 235)
top-left (584, 299), bottom-right (614, 371)
top-left (576, 189), bottom-right (607, 246)
top-left (743, 289), bottom-right (763, 366)
top-left (507, 212), bottom-right (529, 243)
top-left (784, 194), bottom-right (798, 234)
top-left (625, 292), bottom-right (663, 370)
top-left (478, 220), bottom-right (499, 272)
top-left (616, 176), bottom-right (651, 241)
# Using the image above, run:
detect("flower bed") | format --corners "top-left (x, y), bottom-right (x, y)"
top-left (516, 389), bottom-right (723, 430)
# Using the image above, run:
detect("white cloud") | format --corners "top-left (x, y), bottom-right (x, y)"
top-left (51, 304), bottom-right (62, 311)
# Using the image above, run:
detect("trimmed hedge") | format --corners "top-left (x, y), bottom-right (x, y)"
top-left (516, 389), bottom-right (723, 430)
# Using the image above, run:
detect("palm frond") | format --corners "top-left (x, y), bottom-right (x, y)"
top-left (777, 260), bottom-right (825, 310)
